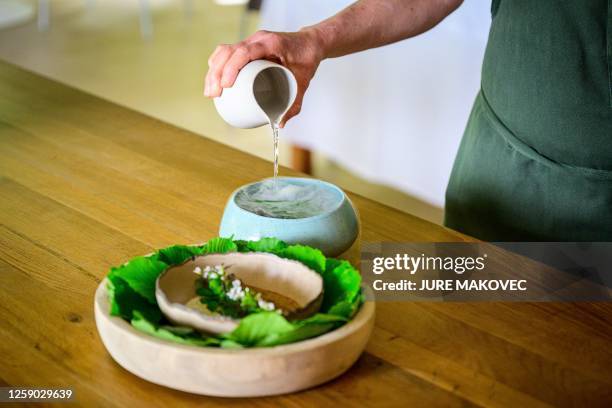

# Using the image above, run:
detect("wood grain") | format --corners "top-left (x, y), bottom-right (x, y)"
top-left (0, 61), bottom-right (610, 407)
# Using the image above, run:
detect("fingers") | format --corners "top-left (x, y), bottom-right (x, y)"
top-left (205, 31), bottom-right (283, 98)
top-left (204, 44), bottom-right (233, 97)
top-left (220, 42), bottom-right (267, 88)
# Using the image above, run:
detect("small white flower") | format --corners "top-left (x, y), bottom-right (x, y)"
top-left (232, 279), bottom-right (241, 288)
top-left (193, 266), bottom-right (202, 275)
top-left (227, 286), bottom-right (245, 301)
top-left (258, 299), bottom-right (275, 311)
top-left (209, 272), bottom-right (217, 279)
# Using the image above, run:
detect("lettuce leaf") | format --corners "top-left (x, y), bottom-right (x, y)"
top-left (320, 259), bottom-right (362, 318)
top-left (223, 312), bottom-right (348, 348)
top-left (327, 294), bottom-right (364, 319)
top-left (243, 237), bottom-right (287, 253)
top-left (276, 244), bottom-right (326, 274)
top-left (107, 278), bottom-right (163, 323)
top-left (254, 313), bottom-right (347, 347)
top-left (108, 256), bottom-right (167, 304)
top-left (224, 312), bottom-right (294, 347)
top-left (156, 244), bottom-right (203, 265)
top-left (131, 311), bottom-right (219, 347)
top-left (201, 237), bottom-right (237, 254)
top-left (233, 239), bottom-right (250, 252)
top-left (219, 339), bottom-right (244, 349)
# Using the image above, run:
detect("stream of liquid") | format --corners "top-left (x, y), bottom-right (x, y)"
top-left (252, 67), bottom-right (285, 186)
top-left (272, 122), bottom-right (279, 183)
top-left (235, 121), bottom-right (342, 219)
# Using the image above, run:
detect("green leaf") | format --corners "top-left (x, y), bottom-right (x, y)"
top-left (201, 237), bottom-right (237, 254)
top-left (327, 299), bottom-right (359, 319)
top-left (240, 290), bottom-right (259, 313)
top-left (131, 312), bottom-right (219, 347)
top-left (108, 256), bottom-right (168, 304)
top-left (108, 278), bottom-right (163, 323)
top-left (324, 257), bottom-right (343, 275)
top-left (234, 240), bottom-right (250, 252)
top-left (159, 325), bottom-right (196, 336)
top-left (226, 312), bottom-right (295, 347)
top-left (107, 279), bottom-right (119, 316)
top-left (225, 312), bottom-right (348, 347)
top-left (276, 244), bottom-right (326, 274)
top-left (156, 245), bottom-right (203, 265)
top-left (300, 313), bottom-right (348, 325)
top-left (220, 339), bottom-right (244, 349)
top-left (321, 259), bottom-right (361, 317)
top-left (246, 237), bottom-right (288, 253)
top-left (257, 324), bottom-right (332, 347)
top-left (256, 314), bottom-right (346, 347)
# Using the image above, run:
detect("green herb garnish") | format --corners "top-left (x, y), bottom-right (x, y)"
top-left (193, 265), bottom-right (280, 318)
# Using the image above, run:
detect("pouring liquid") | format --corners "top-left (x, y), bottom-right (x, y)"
top-left (271, 122), bottom-right (280, 183)
top-left (253, 67), bottom-right (291, 186)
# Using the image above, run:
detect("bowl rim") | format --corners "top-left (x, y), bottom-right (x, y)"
top-left (228, 176), bottom-right (349, 223)
top-left (95, 279), bottom-right (374, 356)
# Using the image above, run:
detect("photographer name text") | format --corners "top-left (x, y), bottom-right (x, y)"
top-left (372, 279), bottom-right (527, 291)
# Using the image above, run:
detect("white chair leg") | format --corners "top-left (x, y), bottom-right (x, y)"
top-left (37, 0), bottom-right (50, 31)
top-left (139, 0), bottom-right (153, 39)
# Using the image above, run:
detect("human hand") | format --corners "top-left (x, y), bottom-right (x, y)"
top-left (204, 29), bottom-right (324, 127)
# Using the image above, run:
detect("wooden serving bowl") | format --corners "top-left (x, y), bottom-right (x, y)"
top-left (94, 281), bottom-right (375, 397)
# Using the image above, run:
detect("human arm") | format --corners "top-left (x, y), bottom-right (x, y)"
top-left (204, 0), bottom-right (463, 126)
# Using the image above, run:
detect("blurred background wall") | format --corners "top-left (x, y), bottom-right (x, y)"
top-left (0, 0), bottom-right (491, 224)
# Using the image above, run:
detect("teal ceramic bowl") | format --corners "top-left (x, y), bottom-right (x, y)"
top-left (219, 177), bottom-right (359, 257)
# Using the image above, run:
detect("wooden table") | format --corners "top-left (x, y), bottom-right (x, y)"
top-left (0, 61), bottom-right (610, 407)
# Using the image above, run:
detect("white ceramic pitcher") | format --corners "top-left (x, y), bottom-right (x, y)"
top-left (213, 60), bottom-right (298, 128)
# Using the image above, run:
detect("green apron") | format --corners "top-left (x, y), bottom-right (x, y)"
top-left (445, 0), bottom-right (612, 241)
